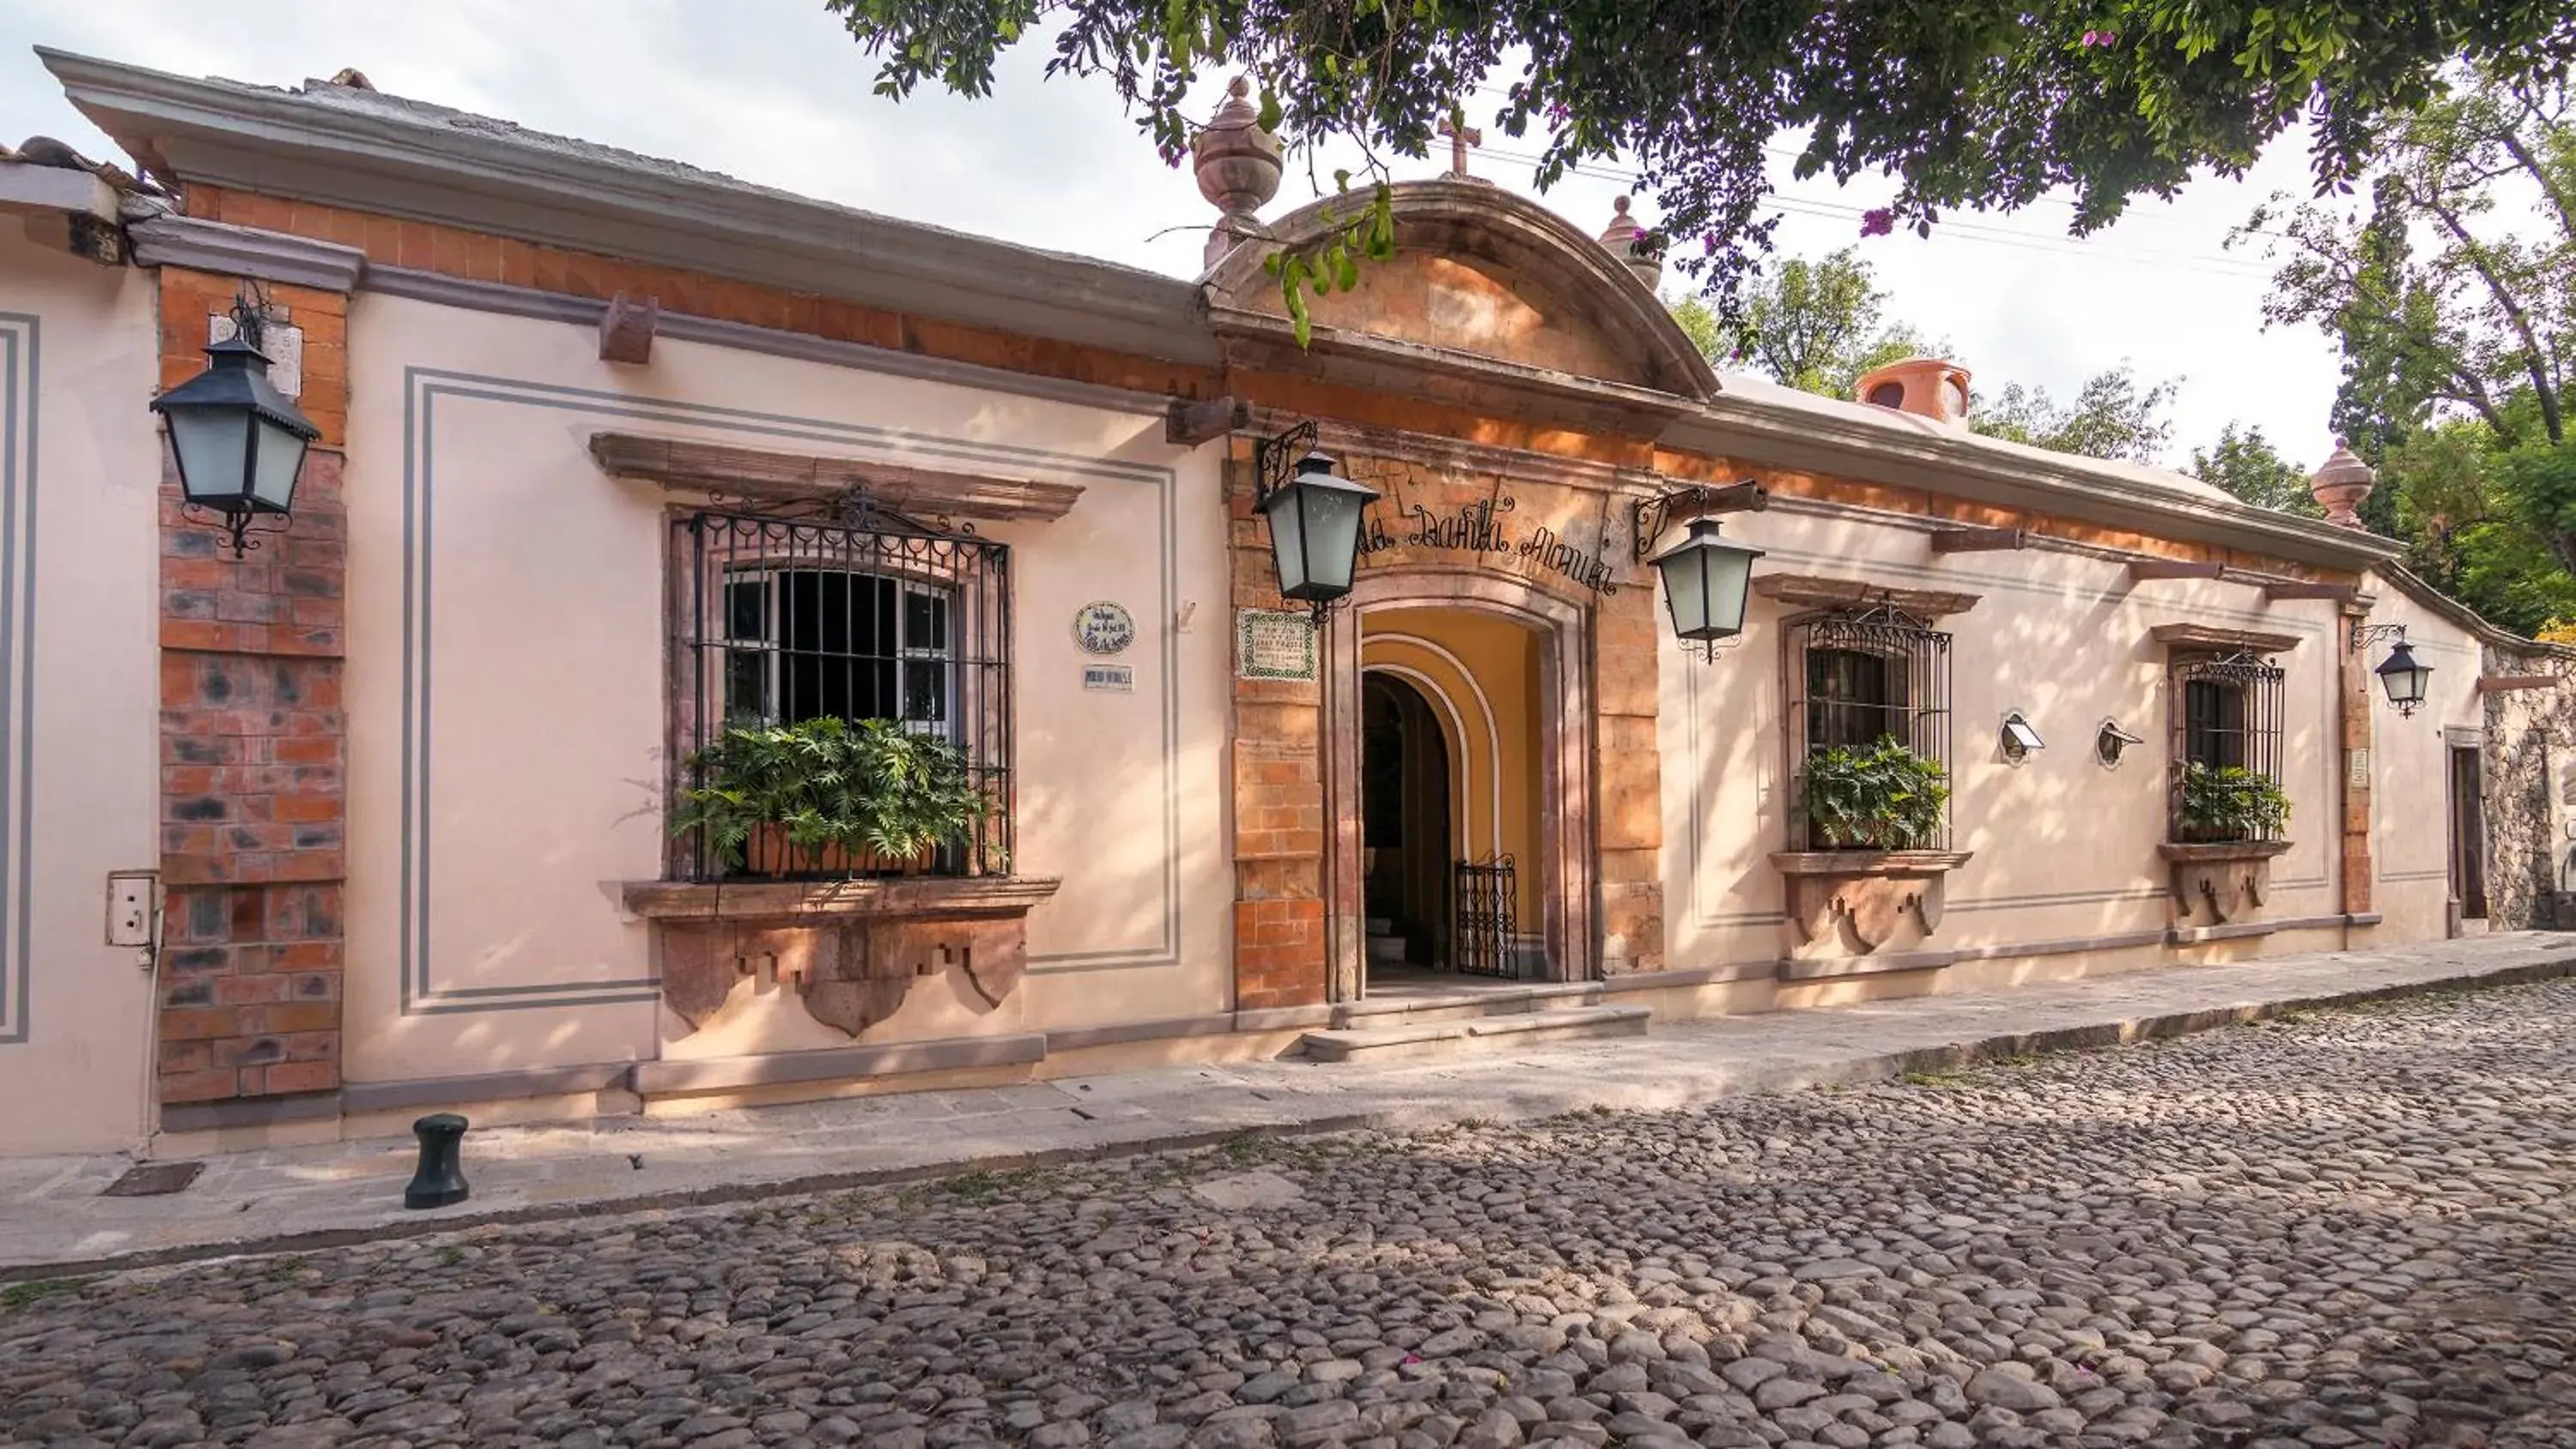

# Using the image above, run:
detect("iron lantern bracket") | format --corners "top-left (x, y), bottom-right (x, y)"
top-left (1252, 419), bottom-right (1319, 506)
top-left (1632, 480), bottom-right (1769, 561)
top-left (2351, 621), bottom-right (2409, 652)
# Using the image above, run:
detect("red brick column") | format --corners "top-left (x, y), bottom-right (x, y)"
top-left (1225, 442), bottom-right (1330, 1010)
top-left (2338, 601), bottom-right (2376, 919)
top-left (152, 266), bottom-right (350, 1114)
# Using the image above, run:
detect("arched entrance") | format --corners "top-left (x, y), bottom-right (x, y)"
top-left (1324, 570), bottom-right (1598, 1000)
top-left (1360, 673), bottom-right (1453, 970)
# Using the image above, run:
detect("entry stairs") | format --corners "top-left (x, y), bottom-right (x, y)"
top-left (1297, 918), bottom-right (1649, 1064)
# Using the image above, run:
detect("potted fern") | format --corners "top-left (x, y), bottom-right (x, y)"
top-left (671, 717), bottom-right (988, 879)
top-left (1798, 737), bottom-right (1950, 851)
top-left (2174, 761), bottom-right (2290, 844)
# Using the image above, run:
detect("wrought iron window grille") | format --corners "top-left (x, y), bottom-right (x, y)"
top-left (671, 502), bottom-right (1012, 882)
top-left (2167, 649), bottom-right (2287, 841)
top-left (1783, 602), bottom-right (1955, 850)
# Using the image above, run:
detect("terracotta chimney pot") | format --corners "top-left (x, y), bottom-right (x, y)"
top-left (1855, 357), bottom-right (1972, 427)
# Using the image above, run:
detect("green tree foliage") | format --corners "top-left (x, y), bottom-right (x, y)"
top-left (1969, 365), bottom-right (2178, 466)
top-left (2190, 422), bottom-right (2321, 516)
top-left (827, 0), bottom-right (2576, 308)
top-left (2237, 69), bottom-right (2576, 632)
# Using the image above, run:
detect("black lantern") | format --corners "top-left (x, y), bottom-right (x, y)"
top-left (150, 298), bottom-right (319, 557)
top-left (2375, 640), bottom-right (2433, 717)
top-left (1260, 451), bottom-right (1379, 623)
top-left (1647, 518), bottom-right (1764, 652)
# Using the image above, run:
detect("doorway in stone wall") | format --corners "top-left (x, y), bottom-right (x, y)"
top-left (1327, 580), bottom-right (1595, 1000)
top-left (1360, 673), bottom-right (1454, 973)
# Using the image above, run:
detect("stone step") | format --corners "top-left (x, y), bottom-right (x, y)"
top-left (1299, 1004), bottom-right (1649, 1064)
top-left (1364, 916), bottom-right (1394, 935)
top-left (1364, 935), bottom-right (1408, 963)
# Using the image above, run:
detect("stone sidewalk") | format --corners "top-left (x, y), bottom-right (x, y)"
top-left (5, 931), bottom-right (2572, 1278)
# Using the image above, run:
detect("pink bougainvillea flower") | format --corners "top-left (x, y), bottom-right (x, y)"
top-left (1860, 208), bottom-right (1895, 238)
top-left (1701, 233), bottom-right (1720, 255)
top-left (1546, 100), bottom-right (1570, 125)
top-left (2081, 29), bottom-right (2116, 46)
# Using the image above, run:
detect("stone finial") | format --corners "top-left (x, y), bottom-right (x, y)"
top-left (1598, 196), bottom-right (1664, 290)
top-left (1855, 357), bottom-right (1973, 427)
top-left (1192, 76), bottom-right (1282, 270)
top-left (2309, 437), bottom-right (2375, 528)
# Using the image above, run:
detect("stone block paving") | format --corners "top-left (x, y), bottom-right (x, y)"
top-left (5, 934), bottom-right (2576, 1277)
top-left (3, 956), bottom-right (2576, 1446)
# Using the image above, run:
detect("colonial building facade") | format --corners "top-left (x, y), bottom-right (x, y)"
top-left (0, 49), bottom-right (2565, 1156)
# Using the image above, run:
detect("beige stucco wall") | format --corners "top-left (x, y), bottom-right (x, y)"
top-left (0, 231), bottom-right (162, 1153)
top-left (1661, 503), bottom-right (2351, 973)
top-left (339, 294), bottom-right (1228, 1087)
top-left (2362, 578), bottom-right (2487, 939)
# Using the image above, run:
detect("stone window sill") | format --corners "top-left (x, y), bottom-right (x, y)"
top-left (2155, 840), bottom-right (2293, 865)
top-left (623, 876), bottom-right (1061, 923)
top-left (1770, 850), bottom-right (1974, 879)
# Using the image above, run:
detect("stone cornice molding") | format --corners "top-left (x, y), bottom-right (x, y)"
top-left (1754, 573), bottom-right (1981, 618)
top-left (43, 46), bottom-right (1213, 368)
top-left (0, 161), bottom-right (121, 223)
top-left (127, 214), bottom-right (365, 291)
top-left (588, 432), bottom-right (1086, 523)
top-left (2148, 622), bottom-right (2305, 655)
top-left (1664, 400), bottom-right (2403, 575)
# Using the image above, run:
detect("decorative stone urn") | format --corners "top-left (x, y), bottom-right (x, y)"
top-left (1597, 196), bottom-right (1664, 291)
top-left (2157, 840), bottom-right (2291, 933)
top-left (625, 876), bottom-right (1060, 1038)
top-left (2308, 439), bottom-right (2375, 528)
top-left (1193, 76), bottom-right (1282, 270)
top-left (1771, 850), bottom-right (1974, 975)
top-left (1854, 358), bottom-right (1973, 426)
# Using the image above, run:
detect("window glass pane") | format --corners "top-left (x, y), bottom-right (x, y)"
top-left (905, 588), bottom-right (948, 653)
top-left (1807, 648), bottom-right (1898, 752)
top-left (725, 578), bottom-right (768, 643)
top-left (2183, 679), bottom-right (2247, 769)
top-left (723, 649), bottom-right (769, 724)
top-left (903, 660), bottom-right (948, 728)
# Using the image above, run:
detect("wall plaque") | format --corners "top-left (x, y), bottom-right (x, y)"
top-left (1073, 600), bottom-right (1135, 656)
top-left (1083, 664), bottom-right (1135, 693)
top-left (1237, 609), bottom-right (1317, 682)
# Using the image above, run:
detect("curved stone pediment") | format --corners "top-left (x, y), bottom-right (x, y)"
top-left (1203, 181), bottom-right (1721, 428)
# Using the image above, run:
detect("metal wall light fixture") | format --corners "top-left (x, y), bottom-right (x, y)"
top-left (1634, 481), bottom-right (1768, 660)
top-left (2095, 720), bottom-right (2143, 769)
top-left (151, 290), bottom-right (320, 558)
top-left (1999, 711), bottom-right (2045, 764)
top-left (2352, 621), bottom-right (2434, 717)
top-left (1252, 421), bottom-right (1379, 627)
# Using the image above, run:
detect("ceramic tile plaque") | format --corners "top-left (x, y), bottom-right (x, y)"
top-left (1236, 609), bottom-right (1317, 682)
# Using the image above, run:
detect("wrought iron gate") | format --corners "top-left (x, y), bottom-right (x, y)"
top-left (1453, 854), bottom-right (1517, 979)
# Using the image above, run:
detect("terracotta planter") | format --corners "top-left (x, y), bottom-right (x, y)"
top-left (740, 823), bottom-right (933, 880)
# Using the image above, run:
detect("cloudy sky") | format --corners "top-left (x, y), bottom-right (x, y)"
top-left (2, 0), bottom-right (2352, 472)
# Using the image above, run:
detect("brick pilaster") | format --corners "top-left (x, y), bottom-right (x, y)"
top-left (1226, 442), bottom-right (1331, 1010)
top-left (2338, 602), bottom-right (2376, 919)
top-left (153, 264), bottom-right (350, 1111)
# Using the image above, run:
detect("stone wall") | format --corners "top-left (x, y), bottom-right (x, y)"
top-left (2482, 643), bottom-right (2576, 929)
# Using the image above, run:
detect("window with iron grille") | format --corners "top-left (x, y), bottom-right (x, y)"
top-left (671, 502), bottom-right (1012, 880)
top-left (1783, 604), bottom-right (1954, 849)
top-left (2167, 650), bottom-right (2286, 839)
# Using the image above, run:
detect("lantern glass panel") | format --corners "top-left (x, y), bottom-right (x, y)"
top-left (250, 415), bottom-right (308, 511)
top-left (1662, 546), bottom-right (1710, 638)
top-left (1649, 520), bottom-right (1761, 642)
top-left (1700, 538), bottom-right (1756, 636)
top-left (1261, 486), bottom-right (1311, 597)
top-left (2377, 644), bottom-right (2432, 707)
top-left (1298, 482), bottom-right (1364, 597)
top-left (166, 408), bottom-right (250, 507)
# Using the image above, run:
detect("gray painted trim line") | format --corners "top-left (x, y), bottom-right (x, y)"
top-left (159, 1089), bottom-right (344, 1134)
top-left (1044, 1013), bottom-right (1238, 1054)
top-left (1948, 930), bottom-right (2170, 963)
top-left (129, 215), bottom-right (365, 292)
top-left (0, 317), bottom-right (34, 1046)
top-left (2168, 921), bottom-right (2277, 945)
top-left (398, 369), bottom-right (1184, 1015)
top-left (1777, 950), bottom-right (1962, 982)
top-left (340, 1064), bottom-right (634, 1115)
top-left (363, 267), bottom-right (1174, 421)
top-left (629, 1032), bottom-right (1048, 1096)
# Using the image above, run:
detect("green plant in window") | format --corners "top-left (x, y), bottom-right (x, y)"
top-left (1798, 738), bottom-right (1950, 850)
top-left (671, 716), bottom-right (987, 876)
top-left (2175, 761), bottom-right (2291, 843)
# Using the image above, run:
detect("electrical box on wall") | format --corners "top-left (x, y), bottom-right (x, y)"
top-left (106, 870), bottom-right (157, 949)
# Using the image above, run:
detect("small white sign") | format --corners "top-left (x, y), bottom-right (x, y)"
top-left (2347, 748), bottom-right (2372, 788)
top-left (1083, 664), bottom-right (1135, 693)
top-left (1236, 609), bottom-right (1317, 681)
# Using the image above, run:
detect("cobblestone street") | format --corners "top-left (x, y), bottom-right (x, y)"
top-left (6, 982), bottom-right (2573, 1449)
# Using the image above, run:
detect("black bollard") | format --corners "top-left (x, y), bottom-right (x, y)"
top-left (404, 1113), bottom-right (471, 1209)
